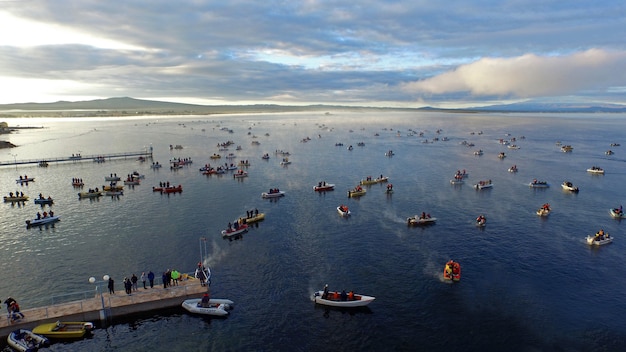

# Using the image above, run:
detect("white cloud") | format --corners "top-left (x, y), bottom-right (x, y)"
top-left (402, 49), bottom-right (626, 98)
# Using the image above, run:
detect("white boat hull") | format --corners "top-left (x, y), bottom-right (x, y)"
top-left (407, 216), bottom-right (437, 225)
top-left (261, 191), bottom-right (285, 198)
top-left (337, 206), bottom-right (351, 217)
top-left (7, 329), bottom-right (49, 352)
top-left (313, 291), bottom-right (375, 307)
top-left (586, 235), bottom-right (613, 246)
top-left (181, 298), bottom-right (234, 316)
top-left (609, 209), bottom-right (625, 219)
top-left (26, 216), bottom-right (60, 227)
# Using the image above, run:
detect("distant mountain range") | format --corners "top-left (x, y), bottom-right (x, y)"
top-left (0, 97), bottom-right (625, 116)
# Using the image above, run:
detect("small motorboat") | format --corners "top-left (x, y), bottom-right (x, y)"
top-left (26, 215), bottom-right (60, 228)
top-left (123, 179), bottom-right (140, 185)
top-left (162, 185), bottom-right (183, 193)
top-left (443, 260), bottom-right (461, 281)
top-left (210, 154), bottom-right (221, 159)
top-left (609, 208), bottom-right (625, 219)
top-left (508, 165), bottom-right (518, 173)
top-left (105, 190), bottom-right (124, 196)
top-left (32, 321), bottom-right (94, 339)
top-left (474, 180), bottom-right (493, 190)
top-left (475, 215), bottom-right (486, 227)
top-left (473, 150), bottom-right (483, 156)
top-left (450, 178), bottom-right (464, 185)
top-left (104, 176), bottom-right (121, 181)
top-left (233, 170), bottom-right (248, 178)
top-left (16, 177), bottom-right (35, 184)
top-left (359, 176), bottom-right (389, 185)
top-left (78, 191), bottom-right (103, 199)
top-left (238, 212), bottom-right (265, 224)
top-left (34, 197), bottom-right (53, 205)
top-left (103, 184), bottom-right (124, 191)
top-left (181, 297), bottom-right (234, 317)
top-left (586, 232), bottom-right (613, 246)
top-left (313, 289), bottom-right (375, 307)
top-left (7, 329), bottom-right (50, 352)
top-left (280, 158), bottom-right (291, 165)
top-left (529, 180), bottom-right (549, 188)
top-left (561, 145), bottom-right (573, 152)
top-left (4, 195), bottom-right (29, 202)
top-left (498, 152), bottom-right (506, 158)
top-left (587, 166), bottom-right (604, 174)
top-left (313, 182), bottom-right (335, 191)
top-left (262, 190), bottom-right (285, 198)
top-left (407, 214), bottom-right (437, 225)
top-left (337, 205), bottom-right (351, 217)
top-left (221, 224), bottom-right (249, 238)
top-left (347, 186), bottom-right (366, 197)
top-left (536, 204), bottom-right (551, 217)
top-left (605, 150), bottom-right (614, 155)
top-left (561, 181), bottom-right (579, 192)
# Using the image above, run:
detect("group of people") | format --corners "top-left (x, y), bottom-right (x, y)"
top-left (321, 285), bottom-right (355, 301)
top-left (71, 178), bottom-right (84, 185)
top-left (476, 214), bottom-right (486, 225)
top-left (38, 193), bottom-right (52, 200)
top-left (108, 271), bottom-right (157, 294)
top-left (4, 297), bottom-right (24, 323)
top-left (245, 209), bottom-right (260, 218)
top-left (35, 210), bottom-right (54, 219)
top-left (419, 212), bottom-right (432, 220)
top-left (267, 188), bottom-right (281, 194)
top-left (594, 229), bottom-right (610, 241)
top-left (7, 191), bottom-right (25, 198)
top-left (613, 205), bottom-right (623, 215)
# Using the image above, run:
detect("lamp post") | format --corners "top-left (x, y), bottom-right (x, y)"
top-left (89, 274), bottom-right (109, 322)
top-left (9, 153), bottom-right (17, 170)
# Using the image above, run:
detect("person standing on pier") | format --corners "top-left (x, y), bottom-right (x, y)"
top-left (131, 274), bottom-right (138, 292)
top-left (162, 272), bottom-right (168, 289)
top-left (141, 272), bottom-right (147, 289)
top-left (148, 271), bottom-right (155, 288)
top-left (108, 277), bottom-right (115, 294)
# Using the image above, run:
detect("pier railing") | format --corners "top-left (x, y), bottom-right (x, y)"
top-left (0, 150), bottom-right (153, 167)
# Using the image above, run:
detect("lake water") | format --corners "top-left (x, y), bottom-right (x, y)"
top-left (1, 111), bottom-right (625, 351)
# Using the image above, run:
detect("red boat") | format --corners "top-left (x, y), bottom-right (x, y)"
top-left (162, 185), bottom-right (183, 193)
top-left (313, 182), bottom-right (335, 191)
top-left (443, 260), bottom-right (461, 282)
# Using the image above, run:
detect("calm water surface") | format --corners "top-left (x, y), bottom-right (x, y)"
top-left (1, 112), bottom-right (625, 351)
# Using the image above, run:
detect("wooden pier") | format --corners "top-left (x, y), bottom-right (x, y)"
top-left (0, 149), bottom-right (153, 168)
top-left (0, 276), bottom-right (207, 338)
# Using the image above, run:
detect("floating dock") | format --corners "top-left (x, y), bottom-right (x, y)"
top-left (0, 277), bottom-right (206, 338)
top-left (0, 149), bottom-right (153, 168)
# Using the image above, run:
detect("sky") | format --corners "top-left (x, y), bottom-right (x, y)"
top-left (0, 1), bottom-right (625, 108)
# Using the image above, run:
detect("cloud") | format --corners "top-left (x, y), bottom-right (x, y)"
top-left (402, 49), bottom-right (626, 99)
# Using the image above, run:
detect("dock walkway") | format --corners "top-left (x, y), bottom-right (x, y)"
top-left (0, 149), bottom-right (153, 168)
top-left (0, 277), bottom-right (207, 338)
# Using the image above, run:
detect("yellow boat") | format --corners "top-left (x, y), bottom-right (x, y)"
top-left (32, 321), bottom-right (94, 339)
top-left (359, 176), bottom-right (389, 185)
top-left (3, 196), bottom-right (29, 202)
top-left (78, 191), bottom-right (102, 199)
top-left (103, 184), bottom-right (124, 191)
top-left (239, 212), bottom-right (265, 224)
top-left (347, 187), bottom-right (367, 197)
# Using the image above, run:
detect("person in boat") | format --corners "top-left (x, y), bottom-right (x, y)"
top-left (322, 284), bottom-right (329, 299)
top-left (9, 192), bottom-right (13, 197)
top-left (200, 293), bottom-right (211, 308)
top-left (348, 291), bottom-right (354, 300)
top-left (227, 222), bottom-right (232, 230)
top-left (42, 211), bottom-right (48, 218)
top-left (255, 208), bottom-right (259, 216)
top-left (340, 290), bottom-right (347, 301)
top-left (387, 183), bottom-right (393, 190)
top-left (49, 210), bottom-right (54, 217)
top-left (36, 212), bottom-right (41, 220)
top-left (20, 192), bottom-right (24, 197)
top-left (420, 212), bottom-right (426, 220)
